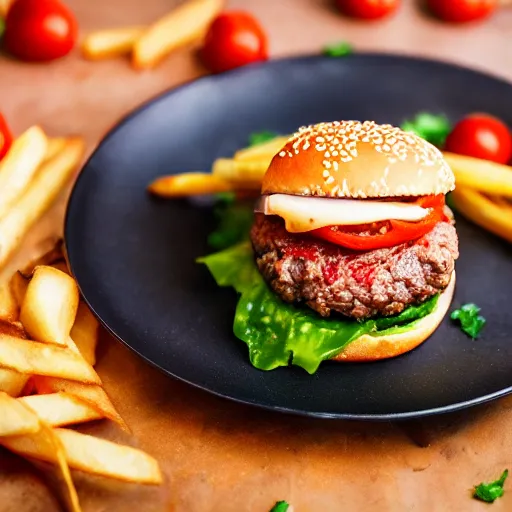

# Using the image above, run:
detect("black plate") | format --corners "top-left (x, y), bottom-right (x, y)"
top-left (65, 54), bottom-right (512, 420)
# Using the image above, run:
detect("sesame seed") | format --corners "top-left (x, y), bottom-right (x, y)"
top-left (326, 176), bottom-right (335, 185)
top-left (323, 170), bottom-right (330, 178)
top-left (279, 151), bottom-right (286, 157)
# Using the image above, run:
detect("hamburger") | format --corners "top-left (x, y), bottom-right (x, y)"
top-left (250, 120), bottom-right (458, 362)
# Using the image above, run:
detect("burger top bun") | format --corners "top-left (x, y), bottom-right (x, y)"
top-left (262, 120), bottom-right (455, 199)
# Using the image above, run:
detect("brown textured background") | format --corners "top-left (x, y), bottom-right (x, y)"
top-left (0, 1), bottom-right (511, 511)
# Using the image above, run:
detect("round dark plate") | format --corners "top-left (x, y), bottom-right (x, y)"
top-left (65, 54), bottom-right (512, 420)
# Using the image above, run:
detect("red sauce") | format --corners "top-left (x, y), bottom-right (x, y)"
top-left (287, 244), bottom-right (317, 262)
top-left (323, 260), bottom-right (340, 285)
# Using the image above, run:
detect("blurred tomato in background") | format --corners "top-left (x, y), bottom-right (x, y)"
top-left (427, 0), bottom-right (497, 23)
top-left (335, 0), bottom-right (400, 20)
top-left (0, 114), bottom-right (13, 161)
top-left (4, 0), bottom-right (78, 61)
top-left (200, 11), bottom-right (268, 74)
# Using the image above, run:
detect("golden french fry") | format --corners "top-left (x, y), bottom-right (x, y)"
top-left (234, 136), bottom-right (288, 162)
top-left (148, 172), bottom-right (233, 197)
top-left (0, 322), bottom-right (29, 396)
top-left (4, 428), bottom-right (162, 484)
top-left (45, 137), bottom-right (67, 163)
top-left (444, 152), bottom-right (512, 198)
top-left (451, 187), bottom-right (512, 244)
top-left (19, 240), bottom-right (65, 279)
top-left (82, 26), bottom-right (146, 60)
top-left (10, 271), bottom-right (29, 308)
top-left (0, 137), bottom-right (85, 269)
top-left (0, 0), bottom-right (11, 16)
top-left (0, 334), bottom-right (100, 384)
top-left (19, 392), bottom-right (102, 427)
top-left (34, 377), bottom-right (128, 430)
top-left (20, 266), bottom-right (79, 347)
top-left (0, 395), bottom-right (81, 512)
top-left (212, 158), bottom-right (266, 186)
top-left (0, 392), bottom-right (40, 436)
top-left (0, 126), bottom-right (48, 221)
top-left (70, 302), bottom-right (98, 366)
top-left (0, 279), bottom-right (18, 322)
top-left (133, 0), bottom-right (223, 69)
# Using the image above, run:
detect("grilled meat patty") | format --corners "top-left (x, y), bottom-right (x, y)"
top-left (250, 214), bottom-right (459, 320)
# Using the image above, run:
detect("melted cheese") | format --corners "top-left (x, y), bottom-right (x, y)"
top-left (256, 194), bottom-right (429, 233)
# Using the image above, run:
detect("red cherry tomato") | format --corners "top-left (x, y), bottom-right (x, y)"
top-left (335, 0), bottom-right (400, 20)
top-left (427, 0), bottom-right (497, 23)
top-left (4, 0), bottom-right (78, 62)
top-left (445, 115), bottom-right (512, 164)
top-left (0, 114), bottom-right (13, 161)
top-left (200, 11), bottom-right (268, 74)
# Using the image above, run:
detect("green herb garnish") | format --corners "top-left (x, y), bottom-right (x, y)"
top-left (451, 303), bottom-right (486, 339)
top-left (0, 18), bottom-right (5, 40)
top-left (323, 41), bottom-right (353, 57)
top-left (474, 469), bottom-right (508, 503)
top-left (269, 501), bottom-right (289, 512)
top-left (207, 198), bottom-right (253, 250)
top-left (400, 112), bottom-right (452, 148)
top-left (198, 241), bottom-right (439, 374)
top-left (249, 131), bottom-right (279, 147)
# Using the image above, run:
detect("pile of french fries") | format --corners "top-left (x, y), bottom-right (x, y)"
top-left (149, 134), bottom-right (512, 244)
top-left (0, 128), bottom-right (161, 511)
top-left (82, 0), bottom-right (224, 69)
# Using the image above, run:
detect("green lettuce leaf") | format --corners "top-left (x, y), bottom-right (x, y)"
top-left (249, 131), bottom-right (279, 147)
top-left (207, 198), bottom-right (254, 250)
top-left (270, 501), bottom-right (290, 512)
top-left (198, 243), bottom-right (439, 374)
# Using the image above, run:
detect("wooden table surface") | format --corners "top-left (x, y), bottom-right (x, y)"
top-left (1, 1), bottom-right (512, 511)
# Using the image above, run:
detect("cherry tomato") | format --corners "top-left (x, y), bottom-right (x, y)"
top-left (335, 0), bottom-right (400, 20)
top-left (311, 196), bottom-right (447, 251)
top-left (200, 11), bottom-right (268, 74)
top-left (4, 0), bottom-right (78, 62)
top-left (445, 114), bottom-right (512, 164)
top-left (0, 114), bottom-right (13, 161)
top-left (427, 0), bottom-right (497, 23)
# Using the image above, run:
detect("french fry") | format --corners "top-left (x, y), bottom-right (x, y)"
top-left (20, 267), bottom-right (79, 347)
top-left (34, 378), bottom-right (128, 430)
top-left (0, 137), bottom-right (85, 269)
top-left (234, 136), bottom-right (288, 162)
top-left (5, 428), bottom-right (162, 484)
top-left (0, 126), bottom-right (48, 221)
top-left (0, 0), bottom-right (11, 16)
top-left (0, 392), bottom-right (40, 436)
top-left (19, 393), bottom-right (102, 427)
top-left (212, 158), bottom-right (266, 186)
top-left (0, 395), bottom-right (81, 512)
top-left (19, 240), bottom-right (65, 279)
top-left (148, 172), bottom-right (233, 197)
top-left (0, 322), bottom-right (29, 396)
top-left (24, 265), bottom-right (126, 429)
top-left (133, 0), bottom-right (223, 69)
top-left (70, 302), bottom-right (99, 366)
top-left (45, 137), bottom-right (67, 163)
top-left (0, 280), bottom-right (18, 322)
top-left (451, 187), bottom-right (512, 244)
top-left (82, 26), bottom-right (146, 60)
top-left (10, 271), bottom-right (29, 308)
top-left (444, 152), bottom-right (512, 198)
top-left (0, 334), bottom-right (100, 384)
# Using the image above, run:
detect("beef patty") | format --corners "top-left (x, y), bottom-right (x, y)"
top-left (250, 214), bottom-right (459, 319)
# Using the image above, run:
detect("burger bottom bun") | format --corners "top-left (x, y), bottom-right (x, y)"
top-left (332, 271), bottom-right (455, 363)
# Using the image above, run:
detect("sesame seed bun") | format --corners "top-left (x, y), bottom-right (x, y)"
top-left (262, 120), bottom-right (455, 198)
top-left (331, 271), bottom-right (455, 363)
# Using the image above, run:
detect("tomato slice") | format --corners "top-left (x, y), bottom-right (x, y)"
top-left (310, 195), bottom-right (447, 251)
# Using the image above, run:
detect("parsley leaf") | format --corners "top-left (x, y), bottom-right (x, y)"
top-left (451, 303), bottom-right (486, 339)
top-left (207, 199), bottom-right (253, 250)
top-left (474, 469), bottom-right (508, 503)
top-left (249, 131), bottom-right (279, 147)
top-left (400, 112), bottom-right (452, 148)
top-left (323, 41), bottom-right (353, 58)
top-left (270, 501), bottom-right (289, 512)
